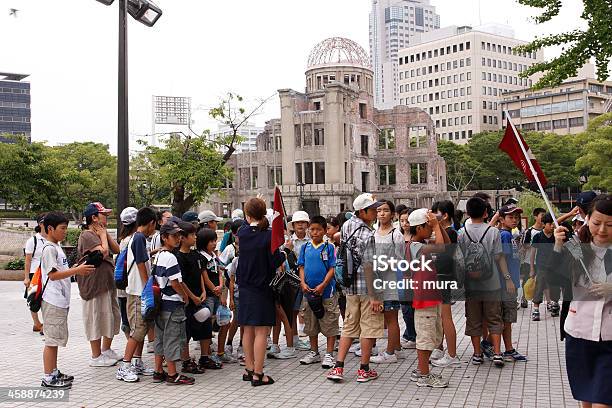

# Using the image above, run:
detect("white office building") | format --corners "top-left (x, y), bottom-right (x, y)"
top-left (369, 0), bottom-right (440, 110)
top-left (397, 25), bottom-right (544, 143)
top-left (210, 122), bottom-right (263, 152)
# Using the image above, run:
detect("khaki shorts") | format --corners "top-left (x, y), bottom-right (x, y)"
top-left (41, 301), bottom-right (69, 347)
top-left (301, 294), bottom-right (340, 338)
top-left (414, 305), bottom-right (443, 351)
top-left (341, 295), bottom-right (384, 339)
top-left (501, 290), bottom-right (518, 323)
top-left (465, 299), bottom-right (503, 337)
top-left (127, 294), bottom-right (150, 342)
top-left (82, 289), bottom-right (121, 341)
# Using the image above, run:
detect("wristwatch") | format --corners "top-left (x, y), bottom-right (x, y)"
top-left (504, 274), bottom-right (511, 280)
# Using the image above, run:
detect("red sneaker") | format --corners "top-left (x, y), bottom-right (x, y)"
top-left (327, 367), bottom-right (344, 382)
top-left (356, 368), bottom-right (379, 383)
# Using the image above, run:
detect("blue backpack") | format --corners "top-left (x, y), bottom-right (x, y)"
top-left (114, 236), bottom-right (135, 290)
top-left (141, 250), bottom-right (165, 321)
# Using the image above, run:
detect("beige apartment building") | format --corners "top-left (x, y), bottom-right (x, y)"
top-left (501, 78), bottom-right (612, 134)
top-left (397, 25), bottom-right (543, 144)
top-left (204, 38), bottom-right (447, 217)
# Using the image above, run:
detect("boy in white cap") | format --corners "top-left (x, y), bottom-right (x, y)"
top-left (327, 193), bottom-right (383, 383)
top-left (198, 210), bottom-right (223, 232)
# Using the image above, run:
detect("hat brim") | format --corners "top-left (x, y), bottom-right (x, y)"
top-left (200, 217), bottom-right (223, 224)
top-left (161, 227), bottom-right (182, 235)
top-left (365, 201), bottom-right (385, 210)
top-left (502, 208), bottom-right (523, 215)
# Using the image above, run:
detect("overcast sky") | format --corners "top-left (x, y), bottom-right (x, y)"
top-left (1, 0), bottom-right (586, 153)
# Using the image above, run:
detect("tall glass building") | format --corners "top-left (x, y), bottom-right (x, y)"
top-left (0, 73), bottom-right (31, 143)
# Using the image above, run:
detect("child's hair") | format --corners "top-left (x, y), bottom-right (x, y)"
top-left (395, 204), bottom-right (407, 215)
top-left (118, 222), bottom-right (137, 242)
top-left (379, 200), bottom-right (396, 213)
top-left (326, 216), bottom-right (339, 229)
top-left (542, 213), bottom-right (554, 225)
top-left (81, 214), bottom-right (95, 231)
top-left (196, 228), bottom-right (218, 251)
top-left (432, 200), bottom-right (457, 227)
top-left (137, 207), bottom-right (157, 227)
top-left (34, 212), bottom-right (47, 233)
top-left (244, 197), bottom-right (269, 231)
top-left (533, 207), bottom-right (546, 217)
top-left (466, 197), bottom-right (487, 219)
top-left (44, 211), bottom-right (69, 233)
top-left (179, 221), bottom-right (197, 237)
top-left (473, 192), bottom-right (491, 202)
top-left (310, 215), bottom-right (327, 229)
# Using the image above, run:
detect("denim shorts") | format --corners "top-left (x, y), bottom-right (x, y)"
top-left (205, 296), bottom-right (220, 315)
top-left (384, 300), bottom-right (401, 311)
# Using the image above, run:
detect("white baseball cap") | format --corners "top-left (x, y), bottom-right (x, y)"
top-left (408, 208), bottom-right (428, 226)
top-left (193, 305), bottom-right (211, 323)
top-left (231, 209), bottom-right (244, 220)
top-left (198, 210), bottom-right (222, 224)
top-left (353, 193), bottom-right (384, 212)
top-left (572, 214), bottom-right (585, 223)
top-left (120, 207), bottom-right (138, 225)
top-left (289, 210), bottom-right (310, 227)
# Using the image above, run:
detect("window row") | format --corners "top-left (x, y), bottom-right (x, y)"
top-left (482, 115), bottom-right (499, 125)
top-left (400, 72), bottom-right (472, 91)
top-left (481, 71), bottom-right (530, 87)
top-left (480, 57), bottom-right (533, 73)
top-left (519, 99), bottom-right (585, 118)
top-left (443, 130), bottom-right (473, 140)
top-left (294, 124), bottom-right (325, 147)
top-left (0, 101), bottom-right (29, 109)
top-left (520, 117), bottom-right (584, 131)
top-left (436, 115), bottom-right (472, 127)
top-left (481, 41), bottom-right (537, 59)
top-left (401, 99), bottom-right (473, 114)
top-left (401, 42), bottom-right (471, 65)
top-left (378, 163), bottom-right (428, 186)
top-left (0, 87), bottom-right (30, 94)
top-left (0, 116), bottom-right (30, 123)
top-left (295, 162), bottom-right (326, 185)
top-left (399, 58), bottom-right (471, 79)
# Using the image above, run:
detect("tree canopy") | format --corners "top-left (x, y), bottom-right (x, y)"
top-left (574, 112), bottom-right (612, 191)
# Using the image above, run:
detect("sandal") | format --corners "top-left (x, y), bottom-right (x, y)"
top-left (166, 373), bottom-right (195, 385)
top-left (243, 369), bottom-right (254, 382)
top-left (251, 372), bottom-right (275, 387)
top-left (182, 359), bottom-right (205, 374)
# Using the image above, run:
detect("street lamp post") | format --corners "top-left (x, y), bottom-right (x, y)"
top-left (94, 0), bottom-right (162, 228)
top-left (297, 182), bottom-right (305, 211)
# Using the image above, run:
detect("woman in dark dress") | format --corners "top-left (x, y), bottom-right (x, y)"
top-left (236, 198), bottom-right (286, 386)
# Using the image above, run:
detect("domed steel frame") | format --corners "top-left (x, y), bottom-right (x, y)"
top-left (307, 37), bottom-right (371, 69)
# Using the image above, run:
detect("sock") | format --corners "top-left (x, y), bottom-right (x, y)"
top-left (131, 357), bottom-right (142, 365)
top-left (334, 361), bottom-right (344, 368)
top-left (43, 373), bottom-right (54, 382)
top-left (360, 363), bottom-right (370, 371)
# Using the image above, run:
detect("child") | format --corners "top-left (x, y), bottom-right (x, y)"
top-left (530, 213), bottom-right (560, 321)
top-left (197, 228), bottom-right (230, 366)
top-left (152, 221), bottom-right (195, 385)
top-left (519, 208), bottom-right (546, 308)
top-left (24, 213), bottom-right (47, 334)
top-left (40, 212), bottom-right (95, 388)
top-left (407, 209), bottom-right (449, 388)
top-left (495, 204), bottom-right (527, 361)
top-left (175, 222), bottom-right (208, 374)
top-left (297, 216), bottom-right (339, 369)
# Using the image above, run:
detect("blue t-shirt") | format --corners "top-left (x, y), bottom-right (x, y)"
top-left (500, 229), bottom-right (520, 289)
top-left (297, 241), bottom-right (336, 299)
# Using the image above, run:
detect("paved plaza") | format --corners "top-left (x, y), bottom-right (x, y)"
top-left (0, 281), bottom-right (577, 408)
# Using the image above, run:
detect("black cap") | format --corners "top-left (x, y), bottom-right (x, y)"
top-left (160, 221), bottom-right (182, 235)
top-left (577, 191), bottom-right (597, 210)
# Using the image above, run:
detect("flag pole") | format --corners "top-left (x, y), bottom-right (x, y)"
top-left (504, 112), bottom-right (559, 228)
top-left (275, 184), bottom-right (289, 231)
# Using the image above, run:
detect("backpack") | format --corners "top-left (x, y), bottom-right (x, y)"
top-left (463, 225), bottom-right (494, 281)
top-left (452, 245), bottom-right (466, 288)
top-left (114, 236), bottom-right (136, 290)
top-left (335, 225), bottom-right (368, 288)
top-left (23, 234), bottom-right (39, 258)
top-left (26, 245), bottom-right (52, 313)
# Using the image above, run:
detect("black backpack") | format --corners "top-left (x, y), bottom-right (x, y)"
top-left (463, 225), bottom-right (494, 282)
top-left (335, 226), bottom-right (367, 288)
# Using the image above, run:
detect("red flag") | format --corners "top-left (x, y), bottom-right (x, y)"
top-left (499, 119), bottom-right (547, 186)
top-left (271, 186), bottom-right (285, 253)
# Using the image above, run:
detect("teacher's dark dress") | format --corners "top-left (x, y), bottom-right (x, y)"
top-left (236, 225), bottom-right (285, 326)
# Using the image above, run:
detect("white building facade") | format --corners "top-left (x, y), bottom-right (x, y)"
top-left (210, 122), bottom-right (263, 152)
top-left (397, 25), bottom-right (544, 143)
top-left (369, 0), bottom-right (440, 110)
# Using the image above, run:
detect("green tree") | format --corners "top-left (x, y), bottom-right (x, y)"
top-left (515, 0), bottom-right (612, 89)
top-left (144, 133), bottom-right (232, 216)
top-left (466, 131), bottom-right (524, 189)
top-left (575, 112), bottom-right (612, 191)
top-left (518, 190), bottom-right (560, 225)
top-left (129, 151), bottom-right (171, 209)
top-left (437, 140), bottom-right (481, 201)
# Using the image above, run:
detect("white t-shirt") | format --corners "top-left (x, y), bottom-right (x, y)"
top-left (24, 233), bottom-right (46, 275)
top-left (126, 232), bottom-right (151, 296)
top-left (219, 243), bottom-right (236, 266)
top-left (40, 242), bottom-right (71, 309)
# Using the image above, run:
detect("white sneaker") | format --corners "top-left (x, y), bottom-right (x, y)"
top-left (219, 353), bottom-right (238, 363)
top-left (416, 373), bottom-right (449, 388)
top-left (429, 349), bottom-right (445, 361)
top-left (116, 363), bottom-right (139, 382)
top-left (267, 344), bottom-right (281, 357)
top-left (349, 343), bottom-right (361, 353)
top-left (194, 342), bottom-right (201, 350)
top-left (296, 339), bottom-right (311, 351)
top-left (401, 338), bottom-right (416, 349)
top-left (275, 347), bottom-right (297, 359)
top-left (236, 346), bottom-right (244, 359)
top-left (395, 349), bottom-right (407, 359)
top-left (299, 350), bottom-right (321, 365)
top-left (102, 348), bottom-right (122, 362)
top-left (322, 352), bottom-right (334, 369)
top-left (370, 351), bottom-right (398, 364)
top-left (146, 342), bottom-right (155, 354)
top-left (89, 353), bottom-right (117, 367)
top-left (431, 353), bottom-right (462, 368)
top-left (355, 346), bottom-right (378, 357)
top-left (226, 344), bottom-right (234, 356)
top-left (131, 359), bottom-right (155, 376)
top-left (266, 336), bottom-right (273, 350)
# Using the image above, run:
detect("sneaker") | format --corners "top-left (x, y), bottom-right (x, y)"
top-left (166, 373), bottom-right (195, 385)
top-left (480, 340), bottom-right (494, 359)
top-left (300, 350), bottom-right (321, 365)
top-left (411, 370), bottom-right (442, 382)
top-left (41, 375), bottom-right (72, 389)
top-left (89, 353), bottom-right (117, 367)
top-left (210, 342), bottom-right (217, 353)
top-left (132, 359), bottom-right (155, 376)
top-left (210, 354), bottom-right (223, 365)
top-left (401, 338), bottom-right (416, 349)
top-left (546, 302), bottom-right (552, 311)
top-left (370, 351), bottom-right (398, 364)
top-left (492, 354), bottom-right (505, 368)
top-left (275, 347), bottom-right (297, 360)
top-left (334, 338), bottom-right (339, 352)
top-left (218, 353), bottom-right (238, 364)
top-left (238, 355), bottom-right (246, 366)
top-left (54, 370), bottom-right (74, 383)
top-left (471, 354), bottom-right (484, 365)
top-left (296, 339), bottom-right (311, 351)
top-left (182, 359), bottom-right (206, 374)
top-left (266, 336), bottom-right (272, 350)
top-left (430, 348), bottom-right (445, 361)
top-left (520, 298), bottom-right (528, 308)
top-left (194, 342), bottom-right (200, 350)
top-left (322, 353), bottom-right (334, 369)
top-left (327, 366), bottom-right (344, 382)
top-left (503, 349), bottom-right (528, 362)
top-left (199, 356), bottom-right (222, 370)
top-left (349, 343), bottom-right (361, 353)
top-left (356, 368), bottom-right (379, 383)
top-left (532, 310), bottom-right (541, 321)
top-left (395, 349), bottom-right (406, 359)
top-left (550, 302), bottom-right (560, 317)
top-left (267, 344), bottom-right (281, 358)
top-left (431, 353), bottom-right (462, 367)
top-left (226, 344), bottom-right (234, 356)
top-left (236, 346), bottom-right (244, 359)
top-left (416, 373), bottom-right (449, 388)
top-left (102, 348), bottom-right (122, 362)
top-left (355, 346), bottom-right (378, 357)
top-left (116, 364), bottom-right (139, 382)
top-left (152, 371), bottom-right (167, 383)
top-left (146, 342), bottom-right (155, 354)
